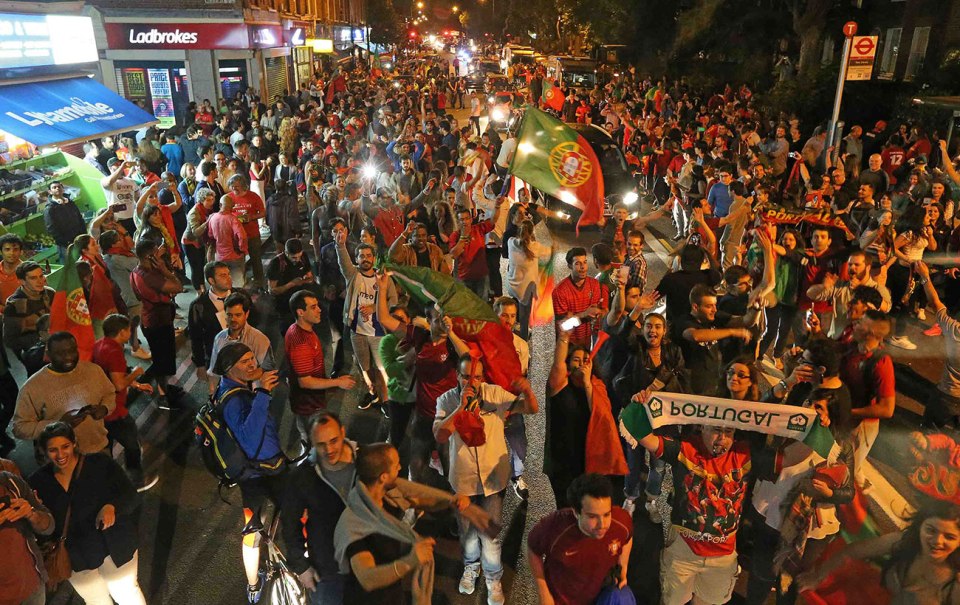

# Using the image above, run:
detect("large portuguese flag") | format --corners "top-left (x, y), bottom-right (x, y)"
top-left (49, 244), bottom-right (95, 361)
top-left (385, 263), bottom-right (523, 393)
top-left (509, 106), bottom-right (604, 233)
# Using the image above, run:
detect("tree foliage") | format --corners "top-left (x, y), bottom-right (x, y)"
top-left (367, 0), bottom-right (403, 46)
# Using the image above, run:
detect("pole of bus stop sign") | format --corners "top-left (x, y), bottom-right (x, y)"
top-left (826, 21), bottom-right (858, 160)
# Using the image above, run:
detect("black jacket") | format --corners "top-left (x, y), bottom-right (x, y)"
top-left (188, 288), bottom-right (259, 368)
top-left (29, 453), bottom-right (139, 572)
top-left (43, 198), bottom-right (86, 247)
top-left (281, 445), bottom-right (356, 576)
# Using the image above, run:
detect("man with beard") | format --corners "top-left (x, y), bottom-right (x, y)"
top-left (388, 221), bottom-right (450, 274)
top-left (807, 249), bottom-right (890, 338)
top-left (13, 332), bottom-right (116, 455)
top-left (207, 292), bottom-right (274, 392)
top-left (629, 398), bottom-right (784, 605)
top-left (336, 231), bottom-right (398, 414)
top-left (528, 474), bottom-right (633, 605)
top-left (552, 247), bottom-right (609, 347)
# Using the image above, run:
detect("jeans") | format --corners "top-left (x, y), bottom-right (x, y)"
top-left (184, 244), bottom-right (206, 291)
top-left (464, 278), bottom-right (487, 300)
top-left (504, 414), bottom-right (527, 477)
top-left (69, 551), bottom-right (146, 605)
top-left (745, 507), bottom-right (781, 605)
top-left (672, 198), bottom-right (689, 237)
top-left (309, 573), bottom-right (345, 605)
top-left (760, 303), bottom-right (799, 358)
top-left (459, 490), bottom-right (504, 581)
top-left (106, 415), bottom-right (142, 472)
top-left (485, 248), bottom-right (503, 298)
top-left (247, 233), bottom-right (265, 287)
top-left (388, 401), bottom-right (414, 474)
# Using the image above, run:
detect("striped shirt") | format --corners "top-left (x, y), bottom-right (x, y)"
top-left (284, 323), bottom-right (326, 416)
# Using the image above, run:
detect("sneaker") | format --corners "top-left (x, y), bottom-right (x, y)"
top-left (131, 347), bottom-right (152, 360)
top-left (645, 499), bottom-right (662, 524)
top-left (156, 395), bottom-right (178, 411)
top-left (166, 384), bottom-right (186, 401)
top-left (925, 324), bottom-right (942, 337)
top-left (459, 565), bottom-right (480, 595)
top-left (622, 496), bottom-right (637, 517)
top-left (247, 569), bottom-right (266, 603)
top-left (357, 391), bottom-right (379, 411)
top-left (379, 403), bottom-right (390, 419)
top-left (512, 475), bottom-right (529, 501)
top-left (888, 335), bottom-right (918, 350)
top-left (486, 579), bottom-right (505, 605)
top-left (917, 308), bottom-right (926, 321)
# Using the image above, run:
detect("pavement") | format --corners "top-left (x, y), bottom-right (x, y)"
top-left (5, 176), bottom-right (950, 604)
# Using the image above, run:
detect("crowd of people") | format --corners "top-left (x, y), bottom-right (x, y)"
top-left (1, 47), bottom-right (960, 605)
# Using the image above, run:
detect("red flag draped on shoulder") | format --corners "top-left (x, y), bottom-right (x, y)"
top-left (49, 245), bottom-right (95, 361)
top-left (541, 79), bottom-right (565, 112)
top-left (509, 106), bottom-right (604, 234)
top-left (385, 263), bottom-right (522, 392)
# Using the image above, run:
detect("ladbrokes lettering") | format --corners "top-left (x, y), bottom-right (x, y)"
top-left (7, 97), bottom-right (122, 127)
top-left (128, 28), bottom-right (198, 45)
top-left (668, 400), bottom-right (780, 428)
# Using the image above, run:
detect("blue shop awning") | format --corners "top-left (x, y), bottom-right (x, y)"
top-left (0, 76), bottom-right (157, 147)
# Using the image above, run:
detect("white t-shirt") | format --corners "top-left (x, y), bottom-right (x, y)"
top-left (101, 177), bottom-right (138, 220)
top-left (353, 273), bottom-right (378, 336)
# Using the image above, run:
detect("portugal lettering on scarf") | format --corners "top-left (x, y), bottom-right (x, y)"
top-left (619, 392), bottom-right (835, 458)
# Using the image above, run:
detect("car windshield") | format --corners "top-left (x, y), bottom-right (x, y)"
top-left (563, 70), bottom-right (596, 89)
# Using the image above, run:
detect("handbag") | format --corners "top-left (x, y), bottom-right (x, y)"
top-left (42, 456), bottom-right (84, 590)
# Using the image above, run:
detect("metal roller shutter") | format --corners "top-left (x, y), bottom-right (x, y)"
top-left (264, 55), bottom-right (289, 102)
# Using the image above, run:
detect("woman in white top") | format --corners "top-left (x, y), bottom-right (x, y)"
top-left (506, 219), bottom-right (551, 339)
top-left (887, 204), bottom-right (938, 349)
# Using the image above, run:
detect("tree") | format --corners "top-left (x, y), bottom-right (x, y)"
top-left (367, 0), bottom-right (403, 46)
top-left (785, 0), bottom-right (833, 80)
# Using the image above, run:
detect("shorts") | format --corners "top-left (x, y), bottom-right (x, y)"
top-left (350, 332), bottom-right (384, 373)
top-left (239, 471), bottom-right (289, 522)
top-left (660, 530), bottom-right (739, 605)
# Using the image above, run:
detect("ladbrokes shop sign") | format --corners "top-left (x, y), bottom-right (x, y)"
top-left (104, 23), bottom-right (282, 50)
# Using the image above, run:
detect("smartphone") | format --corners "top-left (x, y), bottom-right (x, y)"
top-left (560, 317), bottom-right (582, 331)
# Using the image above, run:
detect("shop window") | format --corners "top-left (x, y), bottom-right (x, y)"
top-left (879, 27), bottom-right (901, 77)
top-left (904, 26), bottom-right (931, 80)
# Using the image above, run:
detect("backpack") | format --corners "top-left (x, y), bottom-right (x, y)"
top-left (194, 387), bottom-right (285, 487)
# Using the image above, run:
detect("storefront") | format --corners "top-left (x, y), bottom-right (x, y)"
top-left (249, 23), bottom-right (290, 103)
top-left (112, 61), bottom-right (190, 129)
top-left (286, 23), bottom-right (314, 89)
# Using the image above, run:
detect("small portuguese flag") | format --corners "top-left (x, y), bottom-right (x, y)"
top-left (542, 79), bottom-right (565, 112)
top-left (509, 106), bottom-right (604, 233)
top-left (49, 244), bottom-right (95, 361)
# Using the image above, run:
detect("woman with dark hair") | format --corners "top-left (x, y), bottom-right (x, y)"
top-left (798, 500), bottom-right (960, 604)
top-left (759, 227), bottom-right (806, 370)
top-left (28, 422), bottom-right (145, 605)
top-left (428, 201), bottom-right (456, 252)
top-left (138, 204), bottom-right (182, 272)
top-left (888, 204), bottom-right (938, 349)
top-left (506, 219), bottom-right (551, 339)
top-left (718, 356), bottom-right (762, 402)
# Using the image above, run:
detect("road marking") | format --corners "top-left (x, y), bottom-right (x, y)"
top-left (174, 355), bottom-right (192, 381)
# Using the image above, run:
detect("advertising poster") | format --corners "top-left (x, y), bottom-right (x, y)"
top-left (147, 68), bottom-right (176, 128)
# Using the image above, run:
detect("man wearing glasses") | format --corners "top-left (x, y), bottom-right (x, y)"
top-left (707, 164), bottom-right (735, 218)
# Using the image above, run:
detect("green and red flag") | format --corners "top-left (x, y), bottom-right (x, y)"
top-left (385, 263), bottom-right (522, 392)
top-left (48, 244), bottom-right (95, 361)
top-left (541, 79), bottom-right (564, 112)
top-left (509, 106), bottom-right (605, 233)
top-left (529, 257), bottom-right (555, 327)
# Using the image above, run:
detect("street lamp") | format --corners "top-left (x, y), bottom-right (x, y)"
top-left (452, 5), bottom-right (459, 12)
top-left (416, 1), bottom-right (424, 8)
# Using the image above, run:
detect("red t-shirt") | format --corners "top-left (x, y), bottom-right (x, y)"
top-left (373, 205), bottom-right (406, 248)
top-left (407, 324), bottom-right (457, 419)
top-left (92, 337), bottom-right (128, 419)
top-left (284, 323), bottom-right (327, 416)
top-left (448, 221), bottom-right (494, 281)
top-left (551, 276), bottom-right (609, 346)
top-left (840, 346), bottom-right (895, 411)
top-left (230, 190), bottom-right (265, 239)
top-left (528, 507), bottom-right (633, 605)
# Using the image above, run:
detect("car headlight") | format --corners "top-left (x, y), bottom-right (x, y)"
top-left (487, 96), bottom-right (495, 103)
top-left (623, 191), bottom-right (639, 206)
top-left (491, 108), bottom-right (506, 122)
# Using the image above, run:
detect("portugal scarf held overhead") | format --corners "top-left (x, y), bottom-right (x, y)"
top-left (509, 106), bottom-right (605, 233)
top-left (619, 392), bottom-right (836, 458)
top-left (49, 245), bottom-right (95, 361)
